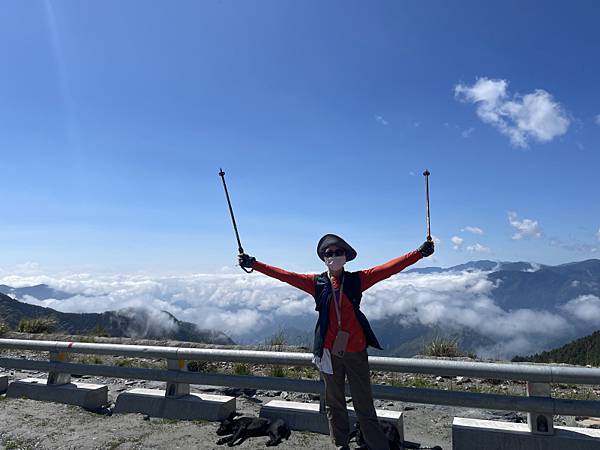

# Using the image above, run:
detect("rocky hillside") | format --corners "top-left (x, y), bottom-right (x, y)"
top-left (0, 292), bottom-right (234, 345)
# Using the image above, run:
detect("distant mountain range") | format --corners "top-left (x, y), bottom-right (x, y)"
top-left (405, 259), bottom-right (537, 274)
top-left (489, 259), bottom-right (600, 310)
top-left (0, 284), bottom-right (73, 301)
top-left (0, 292), bottom-right (234, 344)
top-left (380, 259), bottom-right (600, 358)
top-left (2, 259), bottom-right (599, 358)
top-left (407, 259), bottom-right (600, 312)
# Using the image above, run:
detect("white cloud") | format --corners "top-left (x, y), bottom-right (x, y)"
top-left (563, 295), bottom-right (600, 326)
top-left (1, 272), bottom-right (315, 341)
top-left (375, 115), bottom-right (389, 125)
top-left (466, 243), bottom-right (490, 253)
top-left (455, 77), bottom-right (570, 148)
top-left (2, 268), bottom-right (594, 359)
top-left (462, 226), bottom-right (484, 235)
top-left (361, 271), bottom-right (570, 358)
top-left (13, 262), bottom-right (41, 275)
top-left (508, 211), bottom-right (543, 240)
top-left (451, 236), bottom-right (464, 250)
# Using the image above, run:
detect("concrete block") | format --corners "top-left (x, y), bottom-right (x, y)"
top-left (113, 388), bottom-right (235, 421)
top-left (0, 375), bottom-right (8, 394)
top-left (6, 378), bottom-right (108, 410)
top-left (260, 400), bottom-right (403, 437)
top-left (453, 417), bottom-right (600, 450)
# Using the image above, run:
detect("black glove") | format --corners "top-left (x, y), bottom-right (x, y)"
top-left (418, 240), bottom-right (435, 257)
top-left (238, 253), bottom-right (256, 268)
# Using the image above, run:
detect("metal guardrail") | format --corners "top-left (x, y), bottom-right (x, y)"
top-left (2, 338), bottom-right (600, 384)
top-left (1, 338), bottom-right (600, 417)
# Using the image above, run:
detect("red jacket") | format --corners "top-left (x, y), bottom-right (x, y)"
top-left (253, 250), bottom-right (422, 352)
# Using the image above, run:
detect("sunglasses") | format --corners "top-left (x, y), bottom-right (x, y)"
top-left (324, 249), bottom-right (345, 258)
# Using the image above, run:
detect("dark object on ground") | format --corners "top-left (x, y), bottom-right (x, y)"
top-left (350, 420), bottom-right (401, 450)
top-left (216, 412), bottom-right (291, 447)
top-left (350, 421), bottom-right (442, 450)
top-left (220, 387), bottom-right (257, 398)
top-left (86, 405), bottom-right (113, 416)
top-left (264, 419), bottom-right (292, 446)
top-left (489, 411), bottom-right (526, 423)
top-left (403, 441), bottom-right (443, 450)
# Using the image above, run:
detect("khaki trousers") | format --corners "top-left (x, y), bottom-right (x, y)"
top-left (322, 350), bottom-right (389, 450)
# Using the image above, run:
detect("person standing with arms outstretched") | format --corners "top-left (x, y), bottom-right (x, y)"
top-left (239, 234), bottom-right (434, 450)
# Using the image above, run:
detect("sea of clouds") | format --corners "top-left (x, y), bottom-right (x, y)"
top-left (1, 268), bottom-right (598, 359)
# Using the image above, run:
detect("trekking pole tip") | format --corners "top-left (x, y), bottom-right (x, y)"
top-left (218, 168), bottom-right (225, 177)
top-left (423, 169), bottom-right (430, 177)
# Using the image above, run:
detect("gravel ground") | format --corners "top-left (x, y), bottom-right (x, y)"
top-left (0, 396), bottom-right (326, 449)
top-left (0, 368), bottom-right (454, 450)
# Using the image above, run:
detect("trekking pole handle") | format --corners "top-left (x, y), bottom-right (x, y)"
top-left (240, 264), bottom-right (253, 274)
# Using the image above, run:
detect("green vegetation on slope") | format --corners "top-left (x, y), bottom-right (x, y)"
top-left (513, 330), bottom-right (600, 366)
top-left (17, 318), bottom-right (57, 334)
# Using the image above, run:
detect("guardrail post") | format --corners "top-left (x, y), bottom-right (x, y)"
top-left (47, 351), bottom-right (71, 385)
top-left (526, 382), bottom-right (554, 435)
top-left (319, 372), bottom-right (326, 414)
top-left (165, 358), bottom-right (190, 398)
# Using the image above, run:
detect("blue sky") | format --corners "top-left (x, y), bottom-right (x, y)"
top-left (1, 1), bottom-right (599, 275)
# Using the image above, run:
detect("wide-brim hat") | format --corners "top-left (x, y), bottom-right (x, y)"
top-left (317, 234), bottom-right (357, 262)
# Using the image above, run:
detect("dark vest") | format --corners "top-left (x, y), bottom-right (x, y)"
top-left (312, 270), bottom-right (382, 358)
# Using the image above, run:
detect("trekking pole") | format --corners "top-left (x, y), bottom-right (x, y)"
top-left (218, 168), bottom-right (253, 273)
top-left (423, 169), bottom-right (432, 242)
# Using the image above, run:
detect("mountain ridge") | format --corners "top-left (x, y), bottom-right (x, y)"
top-left (513, 329), bottom-right (600, 367)
top-left (0, 284), bottom-right (73, 300)
top-left (379, 258), bottom-right (600, 358)
top-left (0, 292), bottom-right (234, 345)
top-left (3, 258), bottom-right (599, 359)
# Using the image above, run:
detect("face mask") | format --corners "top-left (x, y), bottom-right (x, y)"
top-left (324, 255), bottom-right (346, 272)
